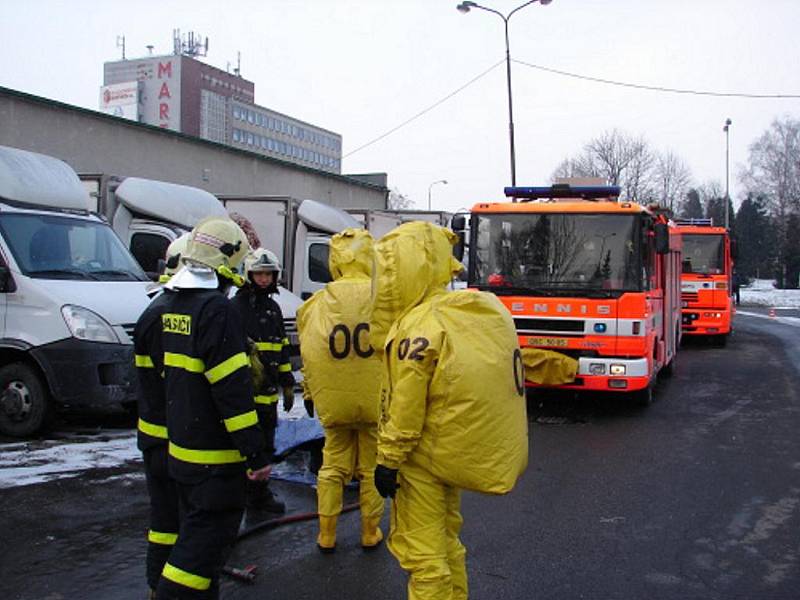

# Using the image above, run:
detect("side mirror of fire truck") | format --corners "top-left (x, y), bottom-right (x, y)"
top-left (654, 222), bottom-right (670, 255)
top-left (451, 214), bottom-right (467, 262)
top-left (730, 239), bottom-right (738, 260)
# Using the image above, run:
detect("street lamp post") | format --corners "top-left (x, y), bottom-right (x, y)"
top-left (456, 0), bottom-right (553, 187)
top-left (723, 118), bottom-right (732, 230)
top-left (427, 179), bottom-right (448, 210)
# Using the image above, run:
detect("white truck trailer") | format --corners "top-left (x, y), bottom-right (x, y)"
top-left (80, 175), bottom-right (304, 363)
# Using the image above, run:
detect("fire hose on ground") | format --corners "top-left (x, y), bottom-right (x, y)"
top-left (222, 502), bottom-right (361, 583)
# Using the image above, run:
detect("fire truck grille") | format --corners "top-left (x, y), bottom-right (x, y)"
top-left (514, 318), bottom-right (585, 333)
top-left (682, 292), bottom-right (699, 303)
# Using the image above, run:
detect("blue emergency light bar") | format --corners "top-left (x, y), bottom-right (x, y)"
top-left (504, 185), bottom-right (622, 201)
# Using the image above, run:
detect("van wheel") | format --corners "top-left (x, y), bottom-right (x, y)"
top-left (0, 363), bottom-right (52, 437)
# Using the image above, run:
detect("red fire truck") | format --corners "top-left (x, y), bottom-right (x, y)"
top-left (452, 184), bottom-right (682, 404)
top-left (676, 219), bottom-right (735, 345)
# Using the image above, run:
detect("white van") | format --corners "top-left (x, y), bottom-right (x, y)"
top-left (0, 145), bottom-right (153, 436)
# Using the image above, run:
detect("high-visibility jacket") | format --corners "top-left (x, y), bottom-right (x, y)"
top-left (133, 290), bottom-right (171, 451)
top-left (160, 289), bottom-right (268, 483)
top-left (231, 286), bottom-right (294, 406)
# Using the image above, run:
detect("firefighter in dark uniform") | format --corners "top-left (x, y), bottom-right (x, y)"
top-left (231, 248), bottom-right (295, 513)
top-left (156, 217), bottom-right (271, 600)
top-left (134, 234), bottom-right (188, 598)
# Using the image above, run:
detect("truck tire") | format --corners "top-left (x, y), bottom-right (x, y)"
top-left (0, 363), bottom-right (52, 437)
top-left (633, 384), bottom-right (654, 407)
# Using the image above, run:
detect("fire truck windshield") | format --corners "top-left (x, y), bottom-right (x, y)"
top-left (681, 234), bottom-right (724, 275)
top-left (472, 213), bottom-right (643, 294)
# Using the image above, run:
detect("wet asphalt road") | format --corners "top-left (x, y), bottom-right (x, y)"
top-left (1, 311), bottom-right (799, 600)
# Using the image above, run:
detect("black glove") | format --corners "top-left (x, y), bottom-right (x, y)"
top-left (304, 399), bottom-right (314, 418)
top-left (282, 387), bottom-right (295, 412)
top-left (374, 464), bottom-right (399, 499)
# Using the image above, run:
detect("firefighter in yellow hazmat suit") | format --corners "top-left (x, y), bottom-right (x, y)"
top-left (297, 228), bottom-right (385, 553)
top-left (370, 221), bottom-right (529, 600)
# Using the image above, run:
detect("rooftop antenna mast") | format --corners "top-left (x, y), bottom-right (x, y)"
top-left (173, 29), bottom-right (209, 58)
top-left (116, 35), bottom-right (126, 60)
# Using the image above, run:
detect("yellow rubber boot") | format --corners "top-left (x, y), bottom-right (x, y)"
top-left (361, 515), bottom-right (384, 550)
top-left (317, 515), bottom-right (338, 554)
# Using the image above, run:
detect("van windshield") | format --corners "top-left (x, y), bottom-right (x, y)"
top-left (0, 213), bottom-right (148, 281)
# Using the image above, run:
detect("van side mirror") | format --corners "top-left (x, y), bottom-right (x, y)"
top-left (654, 223), bottom-right (669, 255)
top-left (0, 265), bottom-right (17, 293)
top-left (451, 214), bottom-right (467, 262)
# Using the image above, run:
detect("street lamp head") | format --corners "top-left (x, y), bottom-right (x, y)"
top-left (724, 118), bottom-right (732, 132)
top-left (456, 1), bottom-right (476, 13)
top-left (539, 0), bottom-right (554, 4)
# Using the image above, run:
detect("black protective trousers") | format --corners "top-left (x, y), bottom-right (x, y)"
top-left (144, 446), bottom-right (180, 592)
top-left (156, 474), bottom-right (246, 600)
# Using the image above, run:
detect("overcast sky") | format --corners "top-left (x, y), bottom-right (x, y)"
top-left (1, 0), bottom-right (798, 213)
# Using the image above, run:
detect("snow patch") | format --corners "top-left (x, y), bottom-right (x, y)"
top-left (0, 431), bottom-right (140, 489)
top-left (741, 280), bottom-right (800, 308)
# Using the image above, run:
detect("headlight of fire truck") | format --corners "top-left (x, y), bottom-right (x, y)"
top-left (610, 364), bottom-right (626, 375)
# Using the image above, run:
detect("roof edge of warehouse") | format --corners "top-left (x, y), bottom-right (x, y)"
top-left (0, 85), bottom-right (387, 192)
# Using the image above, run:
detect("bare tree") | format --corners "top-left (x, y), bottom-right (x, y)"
top-left (654, 151), bottom-right (692, 213)
top-left (741, 116), bottom-right (800, 221)
top-left (387, 187), bottom-right (414, 210)
top-left (741, 116), bottom-right (800, 286)
top-left (550, 129), bottom-right (663, 203)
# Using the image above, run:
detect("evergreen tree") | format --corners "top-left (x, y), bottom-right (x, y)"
top-left (734, 194), bottom-right (774, 280)
top-left (784, 213), bottom-right (800, 289)
top-left (681, 189), bottom-right (703, 219)
top-left (705, 195), bottom-right (730, 227)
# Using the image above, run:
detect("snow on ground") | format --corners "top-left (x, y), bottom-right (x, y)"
top-left (0, 431), bottom-right (140, 489)
top-left (0, 391), bottom-right (323, 490)
top-left (740, 279), bottom-right (800, 308)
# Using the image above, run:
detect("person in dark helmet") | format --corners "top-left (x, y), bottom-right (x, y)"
top-left (155, 216), bottom-right (271, 600)
top-left (134, 234), bottom-right (188, 598)
top-left (231, 247), bottom-right (295, 513)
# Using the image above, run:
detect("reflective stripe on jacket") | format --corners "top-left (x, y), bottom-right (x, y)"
top-left (133, 291), bottom-right (171, 451)
top-left (160, 289), bottom-right (267, 482)
top-left (231, 287), bottom-right (295, 396)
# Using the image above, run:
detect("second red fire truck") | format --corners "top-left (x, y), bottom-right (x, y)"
top-left (676, 218), bottom-right (735, 345)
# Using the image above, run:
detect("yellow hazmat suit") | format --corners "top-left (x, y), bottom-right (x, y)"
top-left (297, 228), bottom-right (384, 551)
top-left (371, 222), bottom-right (528, 600)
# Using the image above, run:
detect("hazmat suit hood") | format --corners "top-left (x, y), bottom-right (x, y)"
top-left (371, 221), bottom-right (463, 350)
top-left (329, 228), bottom-right (374, 281)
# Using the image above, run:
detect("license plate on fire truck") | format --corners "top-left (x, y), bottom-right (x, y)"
top-left (527, 337), bottom-right (568, 347)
